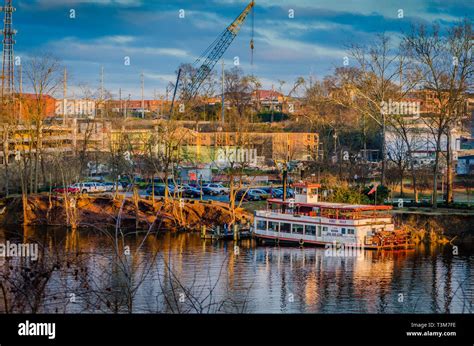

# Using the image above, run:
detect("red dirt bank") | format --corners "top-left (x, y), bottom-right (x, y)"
top-left (0, 195), bottom-right (252, 231)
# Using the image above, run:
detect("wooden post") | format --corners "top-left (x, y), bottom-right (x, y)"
top-left (234, 224), bottom-right (239, 241)
top-left (201, 225), bottom-right (206, 239)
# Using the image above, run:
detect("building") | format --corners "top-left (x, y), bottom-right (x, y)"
top-left (252, 89), bottom-right (285, 112)
top-left (107, 99), bottom-right (170, 117)
top-left (0, 123), bottom-right (74, 165)
top-left (179, 166), bottom-right (212, 183)
top-left (386, 89), bottom-right (473, 168)
top-left (19, 93), bottom-right (57, 119)
top-left (456, 155), bottom-right (474, 175)
top-left (0, 119), bottom-right (319, 171)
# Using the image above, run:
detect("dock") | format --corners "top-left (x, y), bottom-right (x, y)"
top-left (200, 225), bottom-right (252, 241)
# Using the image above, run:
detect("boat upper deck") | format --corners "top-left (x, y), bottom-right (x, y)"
top-left (266, 198), bottom-right (393, 220)
top-left (267, 198), bottom-right (392, 211)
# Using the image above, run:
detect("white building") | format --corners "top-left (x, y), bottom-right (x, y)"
top-left (386, 117), bottom-right (465, 168)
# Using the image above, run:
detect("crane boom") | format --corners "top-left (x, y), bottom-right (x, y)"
top-left (170, 0), bottom-right (255, 114)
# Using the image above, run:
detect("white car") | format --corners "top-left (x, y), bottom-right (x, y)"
top-left (102, 182), bottom-right (124, 192)
top-left (202, 183), bottom-right (229, 195)
top-left (95, 183), bottom-right (107, 192)
top-left (71, 182), bottom-right (103, 194)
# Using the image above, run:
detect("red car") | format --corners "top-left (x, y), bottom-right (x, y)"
top-left (53, 186), bottom-right (80, 194)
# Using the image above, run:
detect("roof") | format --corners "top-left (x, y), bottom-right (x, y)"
top-left (253, 90), bottom-right (283, 99)
top-left (267, 198), bottom-right (392, 211)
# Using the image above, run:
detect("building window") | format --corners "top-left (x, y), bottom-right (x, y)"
top-left (268, 221), bottom-right (279, 232)
top-left (257, 220), bottom-right (267, 230)
top-left (305, 225), bottom-right (316, 236)
top-left (280, 223), bottom-right (291, 233)
top-left (292, 224), bottom-right (304, 234)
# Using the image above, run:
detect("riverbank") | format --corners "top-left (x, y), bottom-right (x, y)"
top-left (0, 194), bottom-right (252, 231)
top-left (392, 208), bottom-right (474, 247)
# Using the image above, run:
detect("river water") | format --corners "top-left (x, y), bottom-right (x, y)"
top-left (0, 226), bottom-right (472, 314)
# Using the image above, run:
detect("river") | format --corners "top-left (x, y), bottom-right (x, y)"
top-left (0, 226), bottom-right (472, 314)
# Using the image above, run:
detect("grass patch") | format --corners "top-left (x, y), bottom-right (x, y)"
top-left (241, 200), bottom-right (267, 213)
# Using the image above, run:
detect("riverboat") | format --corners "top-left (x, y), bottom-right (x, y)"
top-left (252, 182), bottom-right (414, 250)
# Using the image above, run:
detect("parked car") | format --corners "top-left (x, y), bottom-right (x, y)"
top-left (146, 184), bottom-right (182, 197)
top-left (182, 186), bottom-right (202, 198)
top-left (53, 186), bottom-right (80, 194)
top-left (102, 182), bottom-right (124, 192)
top-left (70, 182), bottom-right (103, 194)
top-left (146, 185), bottom-right (165, 196)
top-left (202, 183), bottom-right (229, 195)
top-left (247, 189), bottom-right (270, 201)
top-left (271, 188), bottom-right (284, 198)
top-left (234, 188), bottom-right (268, 201)
top-left (258, 186), bottom-right (282, 198)
top-left (95, 183), bottom-right (107, 192)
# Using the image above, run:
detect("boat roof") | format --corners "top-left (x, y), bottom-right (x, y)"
top-left (267, 198), bottom-right (392, 211)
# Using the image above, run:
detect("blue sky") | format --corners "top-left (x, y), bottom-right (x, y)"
top-left (13, 0), bottom-right (473, 99)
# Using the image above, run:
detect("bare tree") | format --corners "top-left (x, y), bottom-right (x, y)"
top-left (22, 54), bottom-right (63, 193)
top-left (404, 19), bottom-right (473, 207)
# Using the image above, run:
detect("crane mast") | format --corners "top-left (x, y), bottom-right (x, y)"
top-left (170, 0), bottom-right (255, 114)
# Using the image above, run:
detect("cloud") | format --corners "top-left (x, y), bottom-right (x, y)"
top-left (31, 0), bottom-right (143, 8)
top-left (15, 0), bottom-right (471, 96)
top-left (47, 36), bottom-right (191, 59)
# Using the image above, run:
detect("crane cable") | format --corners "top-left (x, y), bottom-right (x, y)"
top-left (250, 3), bottom-right (254, 67)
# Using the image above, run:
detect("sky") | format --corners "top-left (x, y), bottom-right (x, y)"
top-left (12, 0), bottom-right (473, 99)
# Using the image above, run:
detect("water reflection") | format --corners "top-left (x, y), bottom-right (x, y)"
top-left (0, 226), bottom-right (472, 313)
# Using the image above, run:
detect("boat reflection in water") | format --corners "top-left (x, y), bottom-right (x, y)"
top-left (0, 226), bottom-right (472, 313)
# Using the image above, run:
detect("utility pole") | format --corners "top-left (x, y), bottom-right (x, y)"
top-left (153, 88), bottom-right (157, 118)
top-left (141, 72), bottom-right (145, 119)
top-left (63, 67), bottom-right (67, 124)
top-left (99, 66), bottom-right (104, 118)
top-left (119, 88), bottom-right (122, 116)
top-left (125, 93), bottom-right (130, 118)
top-left (221, 59), bottom-right (225, 123)
top-left (18, 61), bottom-right (21, 118)
top-left (100, 66), bottom-right (104, 100)
top-left (270, 84), bottom-right (275, 123)
top-left (381, 112), bottom-right (386, 186)
top-left (0, 0), bottom-right (16, 99)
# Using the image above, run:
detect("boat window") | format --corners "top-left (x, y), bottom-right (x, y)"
top-left (292, 224), bottom-right (304, 234)
top-left (305, 225), bottom-right (316, 236)
top-left (317, 226), bottom-right (322, 237)
top-left (280, 223), bottom-right (291, 233)
top-left (348, 229), bottom-right (355, 235)
top-left (257, 220), bottom-right (267, 230)
top-left (341, 228), bottom-right (346, 235)
top-left (322, 226), bottom-right (328, 233)
top-left (268, 221), bottom-right (279, 232)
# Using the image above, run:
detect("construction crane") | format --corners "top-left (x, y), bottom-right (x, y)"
top-left (170, 0), bottom-right (255, 115)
